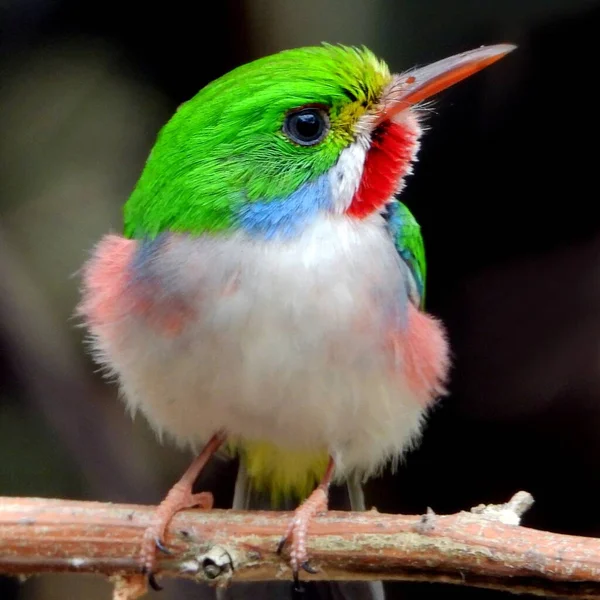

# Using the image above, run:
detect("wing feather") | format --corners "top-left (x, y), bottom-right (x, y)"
top-left (382, 200), bottom-right (426, 309)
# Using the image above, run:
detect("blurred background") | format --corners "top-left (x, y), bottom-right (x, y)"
top-left (1, 0), bottom-right (600, 598)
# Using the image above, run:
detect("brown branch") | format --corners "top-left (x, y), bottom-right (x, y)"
top-left (1, 492), bottom-right (600, 599)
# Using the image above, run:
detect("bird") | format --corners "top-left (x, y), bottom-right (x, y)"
top-left (77, 41), bottom-right (515, 595)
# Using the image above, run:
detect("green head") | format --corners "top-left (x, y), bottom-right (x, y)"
top-left (124, 44), bottom-right (392, 238)
top-left (123, 42), bottom-right (515, 240)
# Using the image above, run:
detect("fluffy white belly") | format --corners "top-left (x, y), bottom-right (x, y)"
top-left (85, 215), bottom-right (428, 477)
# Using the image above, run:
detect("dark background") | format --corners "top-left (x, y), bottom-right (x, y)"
top-left (2, 0), bottom-right (600, 598)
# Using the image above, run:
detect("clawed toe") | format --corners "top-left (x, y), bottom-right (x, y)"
top-left (277, 487), bottom-right (328, 576)
top-left (276, 536), bottom-right (287, 555)
top-left (155, 537), bottom-right (173, 555)
top-left (292, 571), bottom-right (305, 597)
top-left (148, 571), bottom-right (163, 591)
top-left (300, 560), bottom-right (318, 574)
top-left (276, 458), bottom-right (334, 587)
top-left (141, 565), bottom-right (163, 592)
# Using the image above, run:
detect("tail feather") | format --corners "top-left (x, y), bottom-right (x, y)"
top-left (345, 476), bottom-right (386, 600)
top-left (216, 462), bottom-right (386, 600)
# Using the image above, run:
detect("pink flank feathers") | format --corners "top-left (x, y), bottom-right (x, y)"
top-left (78, 235), bottom-right (136, 332)
top-left (389, 303), bottom-right (450, 407)
top-left (78, 234), bottom-right (193, 339)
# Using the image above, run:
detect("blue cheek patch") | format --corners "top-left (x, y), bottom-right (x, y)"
top-left (236, 174), bottom-right (332, 240)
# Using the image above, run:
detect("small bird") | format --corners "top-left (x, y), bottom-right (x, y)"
top-left (78, 42), bottom-right (514, 593)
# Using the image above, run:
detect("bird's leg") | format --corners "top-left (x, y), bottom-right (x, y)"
top-left (141, 431), bottom-right (226, 589)
top-left (277, 456), bottom-right (335, 586)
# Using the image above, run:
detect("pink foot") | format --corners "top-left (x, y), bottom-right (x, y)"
top-left (140, 433), bottom-right (225, 590)
top-left (277, 487), bottom-right (328, 575)
top-left (277, 456), bottom-right (335, 586)
top-left (141, 485), bottom-right (214, 588)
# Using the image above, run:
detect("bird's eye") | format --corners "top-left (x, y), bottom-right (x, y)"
top-left (283, 108), bottom-right (330, 146)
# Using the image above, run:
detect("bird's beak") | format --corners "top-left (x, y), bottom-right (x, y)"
top-left (380, 43), bottom-right (516, 123)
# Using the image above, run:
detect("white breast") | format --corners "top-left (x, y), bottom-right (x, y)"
top-left (92, 215), bottom-right (428, 477)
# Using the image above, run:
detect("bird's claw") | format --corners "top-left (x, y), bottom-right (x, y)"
top-left (155, 536), bottom-right (173, 555)
top-left (148, 572), bottom-right (163, 592)
top-left (276, 536), bottom-right (287, 555)
top-left (300, 560), bottom-right (318, 574)
top-left (135, 436), bottom-right (223, 594)
top-left (277, 486), bottom-right (327, 590)
top-left (292, 571), bottom-right (305, 597)
top-left (139, 537), bottom-right (171, 591)
top-left (139, 488), bottom-right (213, 590)
top-left (289, 558), bottom-right (318, 596)
top-left (141, 565), bottom-right (163, 592)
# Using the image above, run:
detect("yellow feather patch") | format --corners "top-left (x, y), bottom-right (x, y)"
top-left (228, 440), bottom-right (329, 505)
top-left (330, 68), bottom-right (392, 144)
top-left (333, 100), bottom-right (369, 143)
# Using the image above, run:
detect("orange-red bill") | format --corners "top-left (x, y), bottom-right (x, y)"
top-left (384, 43), bottom-right (516, 120)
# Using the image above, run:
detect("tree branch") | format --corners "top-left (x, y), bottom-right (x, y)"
top-left (1, 492), bottom-right (600, 599)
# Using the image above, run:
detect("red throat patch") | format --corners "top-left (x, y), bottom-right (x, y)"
top-left (347, 120), bottom-right (419, 219)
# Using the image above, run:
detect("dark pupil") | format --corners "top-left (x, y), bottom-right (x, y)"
top-left (294, 112), bottom-right (320, 140)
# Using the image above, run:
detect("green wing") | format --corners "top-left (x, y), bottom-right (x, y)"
top-left (383, 200), bottom-right (427, 309)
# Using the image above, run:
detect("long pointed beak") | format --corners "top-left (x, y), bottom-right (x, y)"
top-left (381, 43), bottom-right (516, 122)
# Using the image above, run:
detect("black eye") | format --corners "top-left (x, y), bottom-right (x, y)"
top-left (283, 108), bottom-right (329, 146)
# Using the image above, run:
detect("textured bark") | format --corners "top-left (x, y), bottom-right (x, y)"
top-left (1, 493), bottom-right (600, 599)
